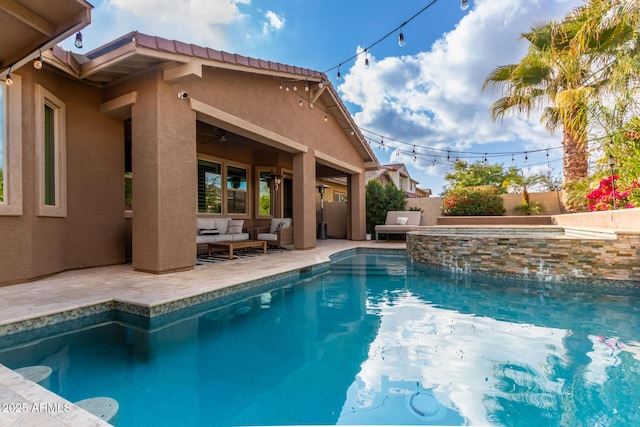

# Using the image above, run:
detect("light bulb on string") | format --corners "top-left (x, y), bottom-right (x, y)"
top-left (74, 32), bottom-right (83, 49)
top-left (319, 79), bottom-right (324, 88)
top-left (524, 152), bottom-right (528, 163)
top-left (279, 83), bottom-right (283, 90)
top-left (305, 80), bottom-right (310, 92)
top-left (364, 50), bottom-right (370, 69)
top-left (337, 64), bottom-right (341, 81)
top-left (299, 99), bottom-right (303, 107)
top-left (293, 84), bottom-right (297, 91)
top-left (447, 151), bottom-right (450, 161)
top-left (546, 149), bottom-right (549, 159)
top-left (33, 52), bottom-right (43, 70)
top-left (511, 154), bottom-right (515, 164)
top-left (460, 0), bottom-right (469, 11)
top-left (324, 114), bottom-right (328, 122)
top-left (398, 32), bottom-right (406, 47)
top-left (285, 85), bottom-right (290, 92)
top-left (4, 68), bottom-right (13, 86)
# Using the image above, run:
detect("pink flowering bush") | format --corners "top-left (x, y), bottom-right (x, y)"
top-left (586, 176), bottom-right (639, 211)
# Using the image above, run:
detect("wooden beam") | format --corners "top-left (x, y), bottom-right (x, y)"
top-left (0, 0), bottom-right (54, 36)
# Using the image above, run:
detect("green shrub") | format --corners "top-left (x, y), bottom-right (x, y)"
top-left (513, 201), bottom-right (545, 215)
top-left (442, 186), bottom-right (505, 216)
top-left (365, 181), bottom-right (407, 235)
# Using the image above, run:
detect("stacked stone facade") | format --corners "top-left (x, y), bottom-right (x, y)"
top-left (407, 231), bottom-right (640, 288)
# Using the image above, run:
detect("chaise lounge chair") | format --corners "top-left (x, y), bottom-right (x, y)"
top-left (375, 211), bottom-right (422, 241)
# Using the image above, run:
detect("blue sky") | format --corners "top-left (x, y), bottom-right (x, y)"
top-left (60, 0), bottom-right (583, 194)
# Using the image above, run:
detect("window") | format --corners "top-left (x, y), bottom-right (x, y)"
top-left (198, 159), bottom-right (222, 214)
top-left (257, 169), bottom-right (274, 217)
top-left (197, 158), bottom-right (250, 216)
top-left (35, 84), bottom-right (66, 217)
top-left (333, 191), bottom-right (346, 202)
top-left (227, 165), bottom-right (247, 215)
top-left (0, 76), bottom-right (22, 216)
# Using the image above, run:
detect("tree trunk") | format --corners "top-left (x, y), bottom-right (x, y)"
top-left (562, 129), bottom-right (589, 211)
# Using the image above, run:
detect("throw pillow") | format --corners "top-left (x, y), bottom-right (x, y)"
top-left (276, 221), bottom-right (290, 232)
top-left (395, 216), bottom-right (409, 225)
top-left (199, 229), bottom-right (219, 235)
top-left (228, 220), bottom-right (244, 234)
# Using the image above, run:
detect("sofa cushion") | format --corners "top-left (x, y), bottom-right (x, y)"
top-left (257, 233), bottom-right (278, 242)
top-left (228, 219), bottom-right (244, 234)
top-left (230, 232), bottom-right (250, 241)
top-left (214, 218), bottom-right (230, 234)
top-left (196, 217), bottom-right (216, 232)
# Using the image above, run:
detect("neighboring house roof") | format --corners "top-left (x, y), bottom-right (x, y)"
top-left (0, 0), bottom-right (92, 78)
top-left (43, 31), bottom-right (378, 168)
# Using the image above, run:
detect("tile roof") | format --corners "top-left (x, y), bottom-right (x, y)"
top-left (85, 31), bottom-right (324, 80)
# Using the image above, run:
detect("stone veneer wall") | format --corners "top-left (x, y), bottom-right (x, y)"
top-left (407, 231), bottom-right (640, 288)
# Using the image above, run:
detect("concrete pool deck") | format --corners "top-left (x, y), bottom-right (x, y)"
top-left (0, 239), bottom-right (405, 426)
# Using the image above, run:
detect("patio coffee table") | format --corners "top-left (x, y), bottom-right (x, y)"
top-left (207, 240), bottom-right (267, 259)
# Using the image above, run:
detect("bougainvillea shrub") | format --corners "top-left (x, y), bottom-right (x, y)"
top-left (442, 186), bottom-right (505, 216)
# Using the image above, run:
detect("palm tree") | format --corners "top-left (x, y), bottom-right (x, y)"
top-left (482, 13), bottom-right (597, 210)
top-left (484, 1), bottom-right (640, 211)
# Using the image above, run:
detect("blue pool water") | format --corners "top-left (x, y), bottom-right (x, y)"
top-left (1, 252), bottom-right (640, 426)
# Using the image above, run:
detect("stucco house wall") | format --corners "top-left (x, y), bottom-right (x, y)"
top-left (0, 67), bottom-right (125, 285)
top-left (1, 31), bottom-right (377, 284)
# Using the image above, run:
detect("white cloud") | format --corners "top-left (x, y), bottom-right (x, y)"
top-left (262, 11), bottom-right (285, 35)
top-left (101, 0), bottom-right (251, 49)
top-left (339, 0), bottom-right (583, 191)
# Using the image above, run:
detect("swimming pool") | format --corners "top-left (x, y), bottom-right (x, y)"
top-left (1, 251), bottom-right (639, 426)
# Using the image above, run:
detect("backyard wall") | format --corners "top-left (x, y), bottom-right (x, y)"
top-left (406, 191), bottom-right (565, 226)
top-left (551, 208), bottom-right (640, 230)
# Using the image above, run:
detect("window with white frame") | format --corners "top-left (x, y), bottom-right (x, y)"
top-left (0, 76), bottom-right (23, 216)
top-left (35, 84), bottom-right (66, 217)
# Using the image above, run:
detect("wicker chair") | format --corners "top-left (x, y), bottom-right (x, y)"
top-left (256, 218), bottom-right (294, 248)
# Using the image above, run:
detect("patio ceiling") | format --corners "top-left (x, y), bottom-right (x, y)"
top-left (0, 0), bottom-right (92, 78)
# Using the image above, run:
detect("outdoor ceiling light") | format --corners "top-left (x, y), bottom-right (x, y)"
top-left (74, 32), bottom-right (83, 49)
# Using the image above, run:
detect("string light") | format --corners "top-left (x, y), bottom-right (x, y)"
top-left (524, 152), bottom-right (528, 163)
top-left (305, 80), bottom-right (310, 92)
top-left (460, 0), bottom-right (469, 10)
top-left (337, 64), bottom-right (341, 81)
top-left (324, 114), bottom-right (328, 122)
top-left (318, 78), bottom-right (324, 88)
top-left (74, 32), bottom-right (83, 49)
top-left (321, 0), bottom-right (446, 78)
top-left (4, 67), bottom-right (13, 86)
top-left (33, 51), bottom-right (43, 70)
top-left (364, 50), bottom-right (370, 69)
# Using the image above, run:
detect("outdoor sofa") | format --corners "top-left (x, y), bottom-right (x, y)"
top-left (375, 211), bottom-right (422, 241)
top-left (196, 217), bottom-right (250, 247)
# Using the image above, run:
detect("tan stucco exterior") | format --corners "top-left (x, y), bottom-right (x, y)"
top-left (0, 32), bottom-right (377, 284)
